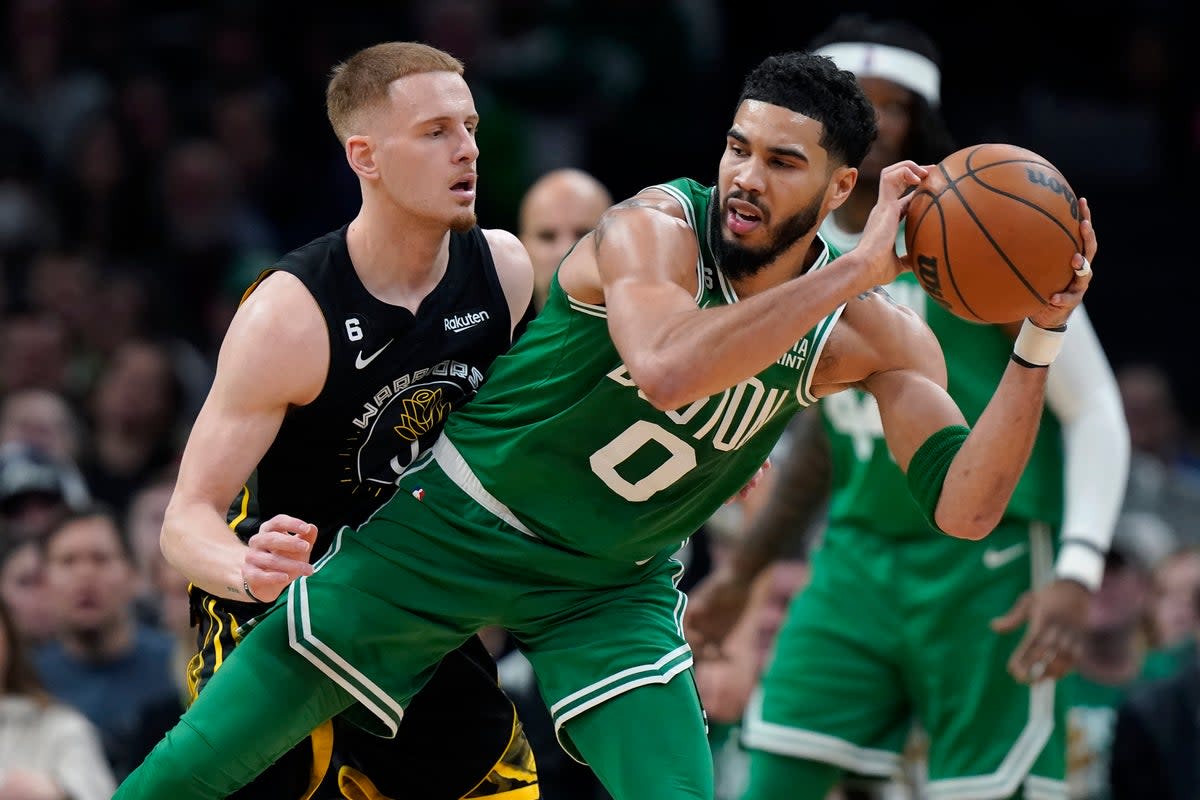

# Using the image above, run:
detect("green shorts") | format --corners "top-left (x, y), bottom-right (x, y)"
top-left (247, 448), bottom-right (694, 762)
top-left (742, 521), bottom-right (1068, 800)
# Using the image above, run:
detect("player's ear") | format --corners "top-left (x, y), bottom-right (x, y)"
top-left (825, 165), bottom-right (857, 211)
top-left (345, 135), bottom-right (378, 180)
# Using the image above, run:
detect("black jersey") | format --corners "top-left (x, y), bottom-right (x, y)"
top-left (229, 223), bottom-right (511, 550)
top-left (186, 225), bottom-right (529, 799)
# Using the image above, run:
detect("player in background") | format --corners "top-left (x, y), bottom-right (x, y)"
top-left (686, 15), bottom-right (1129, 800)
top-left (156, 42), bottom-right (538, 799)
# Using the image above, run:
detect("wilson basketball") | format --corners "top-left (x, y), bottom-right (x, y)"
top-left (904, 143), bottom-right (1082, 324)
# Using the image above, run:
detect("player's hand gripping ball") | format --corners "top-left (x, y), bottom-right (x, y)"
top-left (905, 143), bottom-right (1083, 323)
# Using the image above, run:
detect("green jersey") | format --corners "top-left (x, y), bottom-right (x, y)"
top-left (821, 270), bottom-right (1064, 536)
top-left (443, 178), bottom-right (844, 563)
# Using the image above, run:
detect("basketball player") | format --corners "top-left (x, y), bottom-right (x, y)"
top-left (154, 43), bottom-right (538, 799)
top-left (115, 48), bottom-right (1096, 800)
top-left (685, 16), bottom-right (1129, 800)
top-left (518, 168), bottom-right (613, 312)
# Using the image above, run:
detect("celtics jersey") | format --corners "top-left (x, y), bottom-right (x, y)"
top-left (821, 269), bottom-right (1064, 536)
top-left (443, 178), bottom-right (844, 562)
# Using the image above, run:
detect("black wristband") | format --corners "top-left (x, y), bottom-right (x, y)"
top-left (243, 579), bottom-right (268, 604)
top-left (1010, 352), bottom-right (1049, 369)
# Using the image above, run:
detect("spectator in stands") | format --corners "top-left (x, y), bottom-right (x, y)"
top-left (0, 442), bottom-right (87, 542)
top-left (1119, 362), bottom-right (1200, 544)
top-left (0, 538), bottom-right (54, 648)
top-left (33, 506), bottom-right (175, 777)
top-left (1108, 583), bottom-right (1200, 799)
top-left (0, 388), bottom-right (85, 465)
top-left (79, 338), bottom-right (183, 517)
top-left (517, 167), bottom-right (611, 312)
top-left (1063, 518), bottom-right (1182, 800)
top-left (1149, 545), bottom-right (1200, 652)
top-left (123, 477), bottom-right (176, 625)
top-left (0, 313), bottom-right (73, 399)
top-left (0, 593), bottom-right (115, 800)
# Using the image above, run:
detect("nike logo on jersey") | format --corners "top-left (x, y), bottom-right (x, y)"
top-left (355, 340), bottom-right (394, 370)
top-left (444, 310), bottom-right (491, 333)
top-left (983, 542), bottom-right (1028, 569)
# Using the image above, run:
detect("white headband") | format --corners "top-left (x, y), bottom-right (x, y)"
top-left (814, 42), bottom-right (941, 106)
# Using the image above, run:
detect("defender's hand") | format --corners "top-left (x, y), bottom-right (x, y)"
top-left (242, 514), bottom-right (319, 603)
top-left (726, 459), bottom-right (771, 505)
top-left (1028, 198), bottom-right (1096, 330)
top-left (991, 578), bottom-right (1090, 683)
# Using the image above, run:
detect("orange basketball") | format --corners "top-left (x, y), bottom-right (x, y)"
top-left (904, 143), bottom-right (1082, 324)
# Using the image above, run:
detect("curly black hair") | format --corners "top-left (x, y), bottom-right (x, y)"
top-left (737, 51), bottom-right (878, 170)
top-left (808, 14), bottom-right (956, 165)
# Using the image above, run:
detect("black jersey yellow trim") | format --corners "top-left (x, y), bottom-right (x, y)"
top-left (300, 720), bottom-right (334, 800)
top-left (229, 484), bottom-right (252, 531)
top-left (185, 649), bottom-right (203, 704)
top-left (209, 598), bottom-right (227, 669)
top-left (336, 765), bottom-right (388, 800)
top-left (239, 268), bottom-right (277, 306)
top-left (480, 787), bottom-right (539, 800)
top-left (461, 710), bottom-right (538, 799)
top-left (185, 587), bottom-right (219, 704)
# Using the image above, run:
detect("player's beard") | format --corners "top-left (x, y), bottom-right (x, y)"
top-left (707, 190), bottom-right (822, 281)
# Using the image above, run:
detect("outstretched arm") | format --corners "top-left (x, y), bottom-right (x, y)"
top-left (160, 272), bottom-right (322, 603)
top-left (990, 303), bottom-right (1129, 683)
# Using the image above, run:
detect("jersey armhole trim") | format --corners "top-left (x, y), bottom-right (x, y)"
top-left (797, 302), bottom-right (848, 406)
top-left (645, 182), bottom-right (705, 305)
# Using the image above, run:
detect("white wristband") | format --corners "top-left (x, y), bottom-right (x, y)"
top-left (1055, 538), bottom-right (1106, 592)
top-left (1013, 319), bottom-right (1067, 367)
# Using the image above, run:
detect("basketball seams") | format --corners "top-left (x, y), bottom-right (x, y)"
top-left (963, 145), bottom-right (1082, 257)
top-left (941, 148), bottom-right (1051, 306)
top-left (906, 188), bottom-right (985, 322)
top-left (931, 194), bottom-right (985, 321)
top-left (906, 142), bottom-right (1077, 323)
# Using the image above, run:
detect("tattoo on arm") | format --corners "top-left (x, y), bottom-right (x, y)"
top-left (857, 285), bottom-right (898, 304)
top-left (592, 197), bottom-right (661, 248)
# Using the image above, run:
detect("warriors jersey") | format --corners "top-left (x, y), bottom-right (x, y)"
top-left (442, 178), bottom-right (844, 563)
top-left (821, 270), bottom-right (1064, 536)
top-left (230, 224), bottom-right (510, 547)
top-left (190, 223), bottom-right (513, 688)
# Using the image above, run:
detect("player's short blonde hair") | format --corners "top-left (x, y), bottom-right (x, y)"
top-left (326, 42), bottom-right (464, 144)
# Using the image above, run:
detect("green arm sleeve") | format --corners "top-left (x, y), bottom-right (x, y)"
top-left (905, 424), bottom-right (970, 533)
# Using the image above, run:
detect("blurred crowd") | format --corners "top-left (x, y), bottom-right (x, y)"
top-left (0, 1), bottom-right (1195, 799)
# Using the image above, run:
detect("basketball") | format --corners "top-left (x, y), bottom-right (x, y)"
top-left (904, 143), bottom-right (1083, 324)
